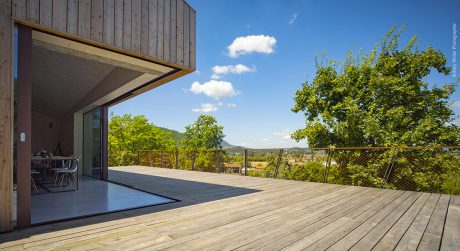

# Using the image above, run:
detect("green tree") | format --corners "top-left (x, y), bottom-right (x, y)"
top-left (291, 26), bottom-right (460, 193)
top-left (181, 114), bottom-right (225, 149)
top-left (181, 114), bottom-right (225, 171)
top-left (292, 26), bottom-right (459, 147)
top-left (108, 114), bottom-right (176, 166)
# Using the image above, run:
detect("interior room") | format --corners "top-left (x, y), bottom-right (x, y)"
top-left (14, 29), bottom-right (178, 225)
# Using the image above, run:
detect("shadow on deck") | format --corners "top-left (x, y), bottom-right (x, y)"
top-left (0, 167), bottom-right (260, 244)
top-left (1, 166), bottom-right (458, 250)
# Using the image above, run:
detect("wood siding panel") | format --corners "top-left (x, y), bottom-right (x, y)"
top-left (122, 0), bottom-right (131, 50)
top-left (140, 0), bottom-right (149, 55)
top-left (103, 0), bottom-right (115, 45)
top-left (26, 0), bottom-right (39, 23)
top-left (13, 0), bottom-right (26, 19)
top-left (0, 0), bottom-right (13, 233)
top-left (90, 0), bottom-right (103, 42)
top-left (66, 0), bottom-right (78, 35)
top-left (163, 0), bottom-right (170, 62)
top-left (78, 0), bottom-right (91, 39)
top-left (12, 0), bottom-right (196, 69)
top-left (176, 0), bottom-right (184, 65)
top-left (52, 0), bottom-right (67, 32)
top-left (189, 8), bottom-right (196, 69)
top-left (170, 0), bottom-right (177, 63)
top-left (148, 0), bottom-right (158, 58)
top-left (39, 0), bottom-right (52, 27)
top-left (131, 0), bottom-right (141, 53)
top-left (183, 4), bottom-right (189, 69)
top-left (156, 0), bottom-right (164, 60)
top-left (114, 0), bottom-right (123, 47)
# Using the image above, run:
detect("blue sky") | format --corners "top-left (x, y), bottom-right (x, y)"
top-left (110, 0), bottom-right (460, 148)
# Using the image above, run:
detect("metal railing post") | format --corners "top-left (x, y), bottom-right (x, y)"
top-left (216, 150), bottom-right (221, 173)
top-left (244, 149), bottom-right (248, 176)
top-left (148, 151), bottom-right (152, 167)
top-left (175, 148), bottom-right (179, 169)
top-left (191, 150), bottom-right (196, 171)
top-left (273, 149), bottom-right (284, 179)
top-left (382, 150), bottom-right (398, 188)
top-left (323, 150), bottom-right (333, 183)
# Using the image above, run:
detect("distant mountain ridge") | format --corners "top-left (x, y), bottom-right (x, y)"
top-left (158, 127), bottom-right (237, 148)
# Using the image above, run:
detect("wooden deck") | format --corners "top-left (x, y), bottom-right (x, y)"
top-left (0, 166), bottom-right (459, 250)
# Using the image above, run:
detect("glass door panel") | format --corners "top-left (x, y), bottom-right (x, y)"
top-left (83, 108), bottom-right (102, 179)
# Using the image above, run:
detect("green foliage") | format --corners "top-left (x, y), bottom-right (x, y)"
top-left (443, 171), bottom-right (460, 195)
top-left (289, 161), bottom-right (325, 182)
top-left (108, 113), bottom-right (176, 166)
top-left (181, 114), bottom-right (225, 149)
top-left (292, 26), bottom-right (460, 147)
top-left (291, 26), bottom-right (460, 194)
top-left (178, 115), bottom-right (225, 171)
top-left (159, 126), bottom-right (236, 148)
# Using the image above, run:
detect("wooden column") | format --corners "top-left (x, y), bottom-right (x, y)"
top-left (101, 105), bottom-right (108, 180)
top-left (0, 0), bottom-right (13, 233)
top-left (16, 24), bottom-right (32, 228)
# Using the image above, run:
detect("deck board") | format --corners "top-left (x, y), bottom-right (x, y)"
top-left (0, 166), bottom-right (457, 250)
top-left (441, 195), bottom-right (460, 251)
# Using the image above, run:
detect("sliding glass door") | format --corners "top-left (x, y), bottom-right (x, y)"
top-left (83, 107), bottom-right (102, 179)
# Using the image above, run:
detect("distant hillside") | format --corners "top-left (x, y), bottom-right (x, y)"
top-left (159, 127), bottom-right (237, 148)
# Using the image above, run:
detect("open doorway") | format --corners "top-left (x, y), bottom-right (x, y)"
top-left (13, 25), bottom-right (178, 227)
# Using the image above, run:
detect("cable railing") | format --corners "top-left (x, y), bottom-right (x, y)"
top-left (138, 146), bottom-right (460, 195)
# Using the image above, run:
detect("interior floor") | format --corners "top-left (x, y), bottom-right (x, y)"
top-left (30, 176), bottom-right (175, 224)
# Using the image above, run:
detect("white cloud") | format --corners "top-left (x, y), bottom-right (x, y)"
top-left (181, 88), bottom-right (188, 93)
top-left (274, 129), bottom-right (292, 140)
top-left (260, 137), bottom-right (271, 142)
top-left (211, 74), bottom-right (221, 80)
top-left (227, 35), bottom-right (277, 58)
top-left (227, 103), bottom-right (237, 108)
top-left (192, 103), bottom-right (218, 113)
top-left (452, 101), bottom-right (460, 108)
top-left (289, 13), bottom-right (299, 24)
top-left (190, 80), bottom-right (237, 99)
top-left (217, 102), bottom-right (223, 106)
top-left (211, 64), bottom-right (255, 79)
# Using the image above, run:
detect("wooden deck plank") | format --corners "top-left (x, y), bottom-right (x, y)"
top-left (2, 180), bottom-right (331, 249)
top-left (221, 190), bottom-right (399, 251)
top-left (35, 183), bottom-right (345, 249)
top-left (301, 190), bottom-right (403, 251)
top-left (394, 193), bottom-right (440, 251)
top-left (441, 195), bottom-right (460, 251)
top-left (418, 194), bottom-right (450, 251)
top-left (149, 190), bottom-right (382, 250)
top-left (251, 189), bottom-right (389, 251)
top-left (77, 187), bottom-right (360, 250)
top-left (326, 191), bottom-right (418, 250)
top-left (25, 185), bottom-right (345, 250)
top-left (146, 188), bottom-right (379, 250)
top-left (0, 167), bottom-right (455, 251)
top-left (349, 192), bottom-right (429, 251)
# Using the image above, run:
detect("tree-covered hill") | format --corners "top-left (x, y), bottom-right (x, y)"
top-left (158, 127), bottom-right (237, 148)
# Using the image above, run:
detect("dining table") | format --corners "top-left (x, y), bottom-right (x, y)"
top-left (31, 156), bottom-right (76, 181)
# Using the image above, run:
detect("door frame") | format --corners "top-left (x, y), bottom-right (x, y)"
top-left (16, 24), bottom-right (32, 229)
top-left (82, 105), bottom-right (108, 180)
